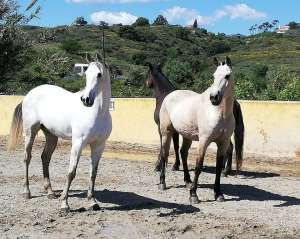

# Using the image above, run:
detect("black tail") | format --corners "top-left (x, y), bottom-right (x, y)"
top-left (233, 100), bottom-right (244, 171)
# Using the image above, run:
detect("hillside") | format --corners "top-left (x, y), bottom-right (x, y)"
top-left (9, 24), bottom-right (300, 100)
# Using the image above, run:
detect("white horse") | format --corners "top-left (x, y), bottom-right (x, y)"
top-left (8, 53), bottom-right (112, 211)
top-left (158, 57), bottom-right (242, 204)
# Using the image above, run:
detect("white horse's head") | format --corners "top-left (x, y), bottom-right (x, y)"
top-left (210, 56), bottom-right (232, 106)
top-left (81, 53), bottom-right (106, 107)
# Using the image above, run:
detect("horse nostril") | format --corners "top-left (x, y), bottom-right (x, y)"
top-left (86, 97), bottom-right (90, 104)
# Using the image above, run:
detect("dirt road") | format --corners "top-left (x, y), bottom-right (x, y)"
top-left (0, 142), bottom-right (300, 239)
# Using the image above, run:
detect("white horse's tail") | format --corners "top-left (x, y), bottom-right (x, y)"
top-left (7, 102), bottom-right (23, 151)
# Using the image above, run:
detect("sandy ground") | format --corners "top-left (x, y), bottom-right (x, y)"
top-left (1, 140), bottom-right (300, 239)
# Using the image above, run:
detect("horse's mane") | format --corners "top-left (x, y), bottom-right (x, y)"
top-left (151, 67), bottom-right (176, 92)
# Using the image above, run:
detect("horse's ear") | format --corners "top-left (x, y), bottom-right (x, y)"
top-left (95, 53), bottom-right (103, 62)
top-left (86, 52), bottom-right (92, 63)
top-left (148, 63), bottom-right (153, 72)
top-left (225, 56), bottom-right (232, 67)
top-left (158, 63), bottom-right (163, 72)
top-left (213, 57), bottom-right (220, 67)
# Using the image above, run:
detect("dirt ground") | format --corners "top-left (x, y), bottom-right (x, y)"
top-left (0, 140), bottom-right (300, 239)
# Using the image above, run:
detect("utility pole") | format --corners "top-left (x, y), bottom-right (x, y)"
top-left (99, 21), bottom-right (106, 63)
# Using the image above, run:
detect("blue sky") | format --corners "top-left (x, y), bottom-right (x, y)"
top-left (20, 0), bottom-right (300, 35)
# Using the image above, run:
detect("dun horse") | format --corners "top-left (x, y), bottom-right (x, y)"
top-left (7, 54), bottom-right (112, 211)
top-left (147, 64), bottom-right (244, 177)
top-left (158, 57), bottom-right (242, 203)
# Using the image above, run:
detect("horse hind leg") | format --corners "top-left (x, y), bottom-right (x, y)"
top-left (180, 138), bottom-right (192, 188)
top-left (171, 132), bottom-right (180, 171)
top-left (158, 132), bottom-right (172, 190)
top-left (223, 141), bottom-right (233, 177)
top-left (41, 126), bottom-right (58, 199)
top-left (23, 123), bottom-right (40, 199)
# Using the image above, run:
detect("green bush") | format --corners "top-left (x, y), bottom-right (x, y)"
top-left (61, 39), bottom-right (82, 53)
top-left (163, 59), bottom-right (194, 87)
top-left (133, 17), bottom-right (150, 27)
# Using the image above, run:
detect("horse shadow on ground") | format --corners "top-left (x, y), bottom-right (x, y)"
top-left (67, 189), bottom-right (200, 216)
top-left (197, 183), bottom-right (300, 207)
top-left (180, 165), bottom-right (280, 178)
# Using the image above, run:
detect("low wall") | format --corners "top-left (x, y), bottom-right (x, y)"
top-left (0, 96), bottom-right (299, 159)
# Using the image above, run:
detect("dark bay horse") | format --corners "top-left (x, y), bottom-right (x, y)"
top-left (146, 63), bottom-right (244, 178)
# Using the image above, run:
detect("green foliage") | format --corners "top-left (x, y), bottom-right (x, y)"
top-left (206, 40), bottom-right (231, 56)
top-left (175, 27), bottom-right (190, 40)
top-left (118, 26), bottom-right (140, 41)
top-left (133, 17), bottom-right (150, 27)
top-left (234, 73), bottom-right (257, 99)
top-left (0, 0), bottom-right (36, 92)
top-left (60, 39), bottom-right (82, 53)
top-left (278, 76), bottom-right (300, 101)
top-left (163, 59), bottom-right (194, 87)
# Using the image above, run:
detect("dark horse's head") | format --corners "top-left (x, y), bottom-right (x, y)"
top-left (146, 63), bottom-right (176, 93)
top-left (146, 63), bottom-right (162, 88)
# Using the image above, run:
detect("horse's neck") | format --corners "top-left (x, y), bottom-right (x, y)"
top-left (220, 81), bottom-right (234, 119)
top-left (93, 70), bottom-right (111, 117)
top-left (153, 75), bottom-right (175, 99)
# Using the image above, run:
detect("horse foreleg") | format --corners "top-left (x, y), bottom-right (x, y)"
top-left (189, 140), bottom-right (208, 204)
top-left (180, 138), bottom-right (192, 188)
top-left (60, 139), bottom-right (84, 211)
top-left (41, 128), bottom-right (58, 199)
top-left (171, 132), bottom-right (180, 171)
top-left (87, 142), bottom-right (105, 210)
top-left (214, 140), bottom-right (230, 202)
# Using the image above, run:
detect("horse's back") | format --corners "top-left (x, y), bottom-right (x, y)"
top-left (22, 85), bottom-right (79, 139)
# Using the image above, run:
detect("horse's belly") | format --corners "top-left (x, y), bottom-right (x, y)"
top-left (170, 111), bottom-right (199, 141)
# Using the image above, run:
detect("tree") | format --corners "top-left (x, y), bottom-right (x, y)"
top-left (288, 21), bottom-right (299, 29)
top-left (74, 16), bottom-right (87, 26)
top-left (99, 21), bottom-right (109, 29)
top-left (0, 0), bottom-right (39, 92)
top-left (153, 15), bottom-right (168, 26)
top-left (133, 17), bottom-right (150, 27)
top-left (193, 19), bottom-right (198, 29)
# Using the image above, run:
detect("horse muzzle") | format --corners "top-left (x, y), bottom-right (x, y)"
top-left (80, 96), bottom-right (94, 107)
top-left (210, 92), bottom-right (223, 106)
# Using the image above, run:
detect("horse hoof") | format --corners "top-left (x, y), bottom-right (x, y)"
top-left (47, 193), bottom-right (57, 200)
top-left (189, 196), bottom-right (200, 204)
top-left (158, 183), bottom-right (166, 191)
top-left (172, 164), bottom-right (179, 171)
top-left (154, 165), bottom-right (161, 172)
top-left (60, 206), bottom-right (70, 213)
top-left (215, 194), bottom-right (225, 202)
top-left (88, 203), bottom-right (101, 211)
top-left (23, 192), bottom-right (31, 200)
top-left (185, 182), bottom-right (193, 189)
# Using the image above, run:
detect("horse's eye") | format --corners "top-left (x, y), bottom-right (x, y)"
top-left (225, 74), bottom-right (230, 80)
top-left (97, 73), bottom-right (102, 78)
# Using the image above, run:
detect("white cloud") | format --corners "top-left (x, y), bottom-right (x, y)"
top-left (67, 0), bottom-right (160, 3)
top-left (162, 6), bottom-right (198, 23)
top-left (224, 4), bottom-right (267, 20)
top-left (163, 4), bottom-right (267, 26)
top-left (90, 11), bottom-right (137, 25)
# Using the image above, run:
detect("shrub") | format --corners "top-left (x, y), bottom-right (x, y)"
top-left (61, 39), bottom-right (82, 53)
top-left (133, 17), bottom-right (150, 27)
